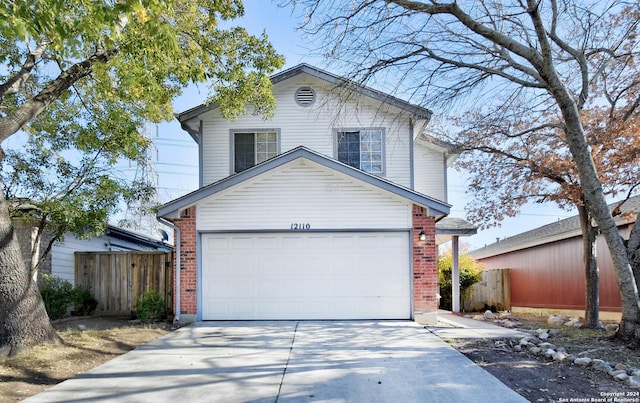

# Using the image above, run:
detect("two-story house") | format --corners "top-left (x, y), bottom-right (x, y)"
top-left (158, 64), bottom-right (462, 324)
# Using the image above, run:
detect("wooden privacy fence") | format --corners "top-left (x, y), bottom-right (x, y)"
top-left (75, 251), bottom-right (173, 316)
top-left (462, 268), bottom-right (511, 312)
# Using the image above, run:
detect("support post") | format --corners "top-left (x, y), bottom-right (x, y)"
top-left (452, 235), bottom-right (460, 313)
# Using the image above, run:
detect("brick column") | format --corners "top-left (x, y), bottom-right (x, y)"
top-left (173, 207), bottom-right (197, 322)
top-left (412, 204), bottom-right (438, 325)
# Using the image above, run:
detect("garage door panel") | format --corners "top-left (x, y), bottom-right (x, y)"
top-left (312, 278), bottom-right (334, 296)
top-left (231, 236), bottom-right (253, 249)
top-left (256, 236), bottom-right (278, 249)
top-left (205, 301), bottom-right (234, 317)
top-left (201, 232), bottom-right (410, 320)
top-left (256, 302), bottom-right (281, 316)
top-left (256, 278), bottom-right (280, 297)
top-left (206, 279), bottom-right (230, 297)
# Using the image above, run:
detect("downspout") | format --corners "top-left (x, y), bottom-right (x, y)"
top-left (409, 118), bottom-right (415, 189)
top-left (157, 217), bottom-right (181, 324)
top-left (198, 120), bottom-right (203, 188)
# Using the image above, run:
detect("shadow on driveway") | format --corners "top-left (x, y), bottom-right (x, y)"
top-left (24, 321), bottom-right (527, 403)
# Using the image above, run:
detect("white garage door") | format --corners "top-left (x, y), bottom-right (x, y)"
top-left (201, 232), bottom-right (410, 320)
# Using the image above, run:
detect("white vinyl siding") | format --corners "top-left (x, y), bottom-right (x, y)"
top-left (201, 232), bottom-right (410, 320)
top-left (196, 159), bottom-right (412, 231)
top-left (52, 235), bottom-right (105, 283)
top-left (199, 74), bottom-right (413, 189)
top-left (413, 145), bottom-right (447, 201)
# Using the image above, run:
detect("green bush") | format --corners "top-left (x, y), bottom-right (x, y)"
top-left (438, 248), bottom-right (483, 311)
top-left (72, 286), bottom-right (98, 316)
top-left (40, 274), bottom-right (74, 320)
top-left (39, 274), bottom-right (99, 320)
top-left (136, 290), bottom-right (166, 323)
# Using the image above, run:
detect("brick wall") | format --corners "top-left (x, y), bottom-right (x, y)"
top-left (173, 207), bottom-right (197, 315)
top-left (412, 204), bottom-right (438, 321)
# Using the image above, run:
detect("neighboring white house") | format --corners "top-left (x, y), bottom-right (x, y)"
top-left (13, 219), bottom-right (172, 284)
top-left (158, 64), bottom-right (469, 324)
top-left (51, 225), bottom-right (172, 283)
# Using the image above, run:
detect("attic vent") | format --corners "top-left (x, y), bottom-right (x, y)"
top-left (295, 86), bottom-right (316, 107)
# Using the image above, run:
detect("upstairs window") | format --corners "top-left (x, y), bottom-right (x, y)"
top-left (232, 131), bottom-right (278, 173)
top-left (336, 129), bottom-right (384, 174)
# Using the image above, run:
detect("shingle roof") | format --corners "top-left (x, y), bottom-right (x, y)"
top-left (436, 217), bottom-right (478, 235)
top-left (471, 196), bottom-right (640, 259)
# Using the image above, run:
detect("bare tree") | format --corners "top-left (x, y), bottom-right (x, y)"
top-left (294, 0), bottom-right (640, 339)
top-left (448, 98), bottom-right (640, 328)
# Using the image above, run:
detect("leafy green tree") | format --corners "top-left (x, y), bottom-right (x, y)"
top-left (437, 246), bottom-right (483, 311)
top-left (3, 111), bottom-right (153, 274)
top-left (0, 0), bottom-right (284, 356)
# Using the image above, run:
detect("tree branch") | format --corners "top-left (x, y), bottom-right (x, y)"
top-left (0, 40), bottom-right (51, 98)
top-left (623, 92), bottom-right (640, 122)
top-left (421, 46), bottom-right (546, 88)
top-left (548, 0), bottom-right (589, 109)
top-left (0, 46), bottom-right (117, 143)
top-left (386, 0), bottom-right (546, 69)
top-left (463, 142), bottom-right (569, 187)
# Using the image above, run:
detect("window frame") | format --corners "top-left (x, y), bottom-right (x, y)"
top-left (229, 129), bottom-right (281, 174)
top-left (333, 127), bottom-right (386, 175)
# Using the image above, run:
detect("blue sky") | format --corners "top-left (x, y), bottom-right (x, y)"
top-left (150, 0), bottom-right (576, 249)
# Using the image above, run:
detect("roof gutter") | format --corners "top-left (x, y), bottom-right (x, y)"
top-left (176, 113), bottom-right (200, 144)
top-left (156, 217), bottom-right (181, 324)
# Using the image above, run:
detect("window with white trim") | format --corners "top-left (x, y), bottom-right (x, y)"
top-left (233, 131), bottom-right (278, 172)
top-left (336, 129), bottom-right (384, 174)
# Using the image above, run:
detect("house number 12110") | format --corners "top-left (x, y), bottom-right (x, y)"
top-left (290, 223), bottom-right (311, 230)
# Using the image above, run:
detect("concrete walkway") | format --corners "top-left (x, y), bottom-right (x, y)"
top-left (25, 320), bottom-right (528, 403)
top-left (427, 311), bottom-right (528, 339)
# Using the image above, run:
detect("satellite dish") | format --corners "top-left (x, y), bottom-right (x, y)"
top-left (158, 229), bottom-right (169, 242)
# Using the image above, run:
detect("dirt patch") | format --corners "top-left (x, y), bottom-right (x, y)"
top-left (450, 338), bottom-right (632, 402)
top-left (0, 316), bottom-right (170, 402)
top-left (448, 315), bottom-right (640, 402)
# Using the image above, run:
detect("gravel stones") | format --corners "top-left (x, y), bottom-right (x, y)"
top-left (486, 313), bottom-right (637, 388)
top-left (574, 357), bottom-right (592, 366)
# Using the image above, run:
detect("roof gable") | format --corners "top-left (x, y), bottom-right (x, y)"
top-left (176, 64), bottom-right (432, 125)
top-left (158, 146), bottom-right (450, 219)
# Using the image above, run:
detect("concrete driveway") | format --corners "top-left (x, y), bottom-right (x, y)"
top-left (25, 321), bottom-right (527, 403)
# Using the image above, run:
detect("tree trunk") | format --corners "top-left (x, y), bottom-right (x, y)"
top-left (578, 204), bottom-right (601, 328)
top-left (627, 215), bottom-right (640, 288)
top-left (543, 72), bottom-right (640, 340)
top-left (568, 132), bottom-right (639, 339)
top-left (0, 186), bottom-right (60, 357)
top-left (522, 0), bottom-right (640, 339)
